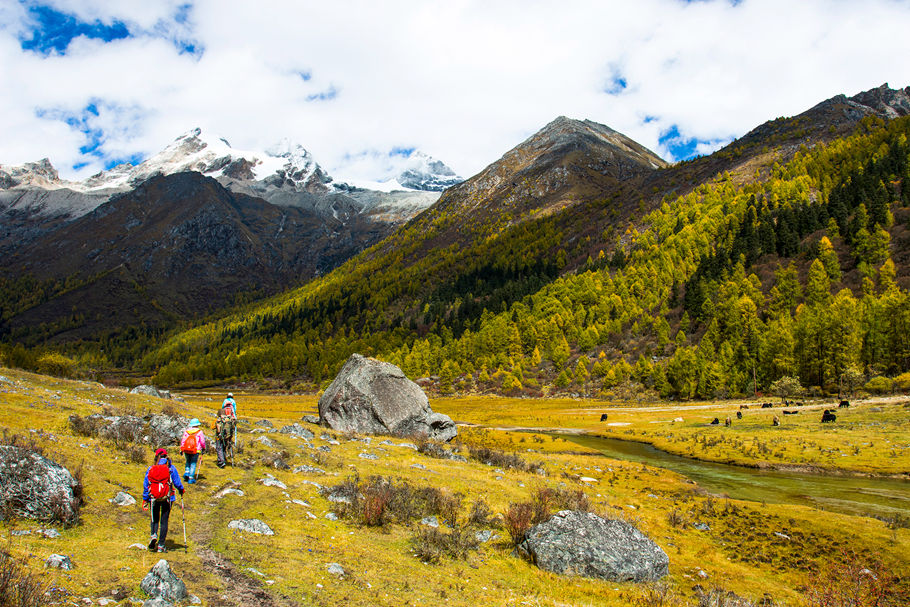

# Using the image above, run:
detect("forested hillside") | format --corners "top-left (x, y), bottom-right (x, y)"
top-left (4, 88), bottom-right (910, 400)
top-left (133, 107), bottom-right (910, 399)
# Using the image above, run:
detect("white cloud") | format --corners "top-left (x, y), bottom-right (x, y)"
top-left (2, 0), bottom-right (910, 181)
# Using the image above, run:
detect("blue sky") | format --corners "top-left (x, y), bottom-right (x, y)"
top-left (2, 0), bottom-right (910, 182)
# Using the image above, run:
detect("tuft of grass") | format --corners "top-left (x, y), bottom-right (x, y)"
top-left (410, 526), bottom-right (479, 564)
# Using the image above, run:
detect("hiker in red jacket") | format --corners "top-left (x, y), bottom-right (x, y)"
top-left (180, 419), bottom-right (207, 484)
top-left (142, 447), bottom-right (184, 553)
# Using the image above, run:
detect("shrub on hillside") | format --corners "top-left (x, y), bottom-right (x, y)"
top-left (804, 550), bottom-right (907, 606)
top-left (468, 446), bottom-right (542, 473)
top-left (502, 502), bottom-right (534, 546)
top-left (0, 547), bottom-right (52, 607)
top-left (325, 475), bottom-right (465, 527)
top-left (410, 526), bottom-right (479, 564)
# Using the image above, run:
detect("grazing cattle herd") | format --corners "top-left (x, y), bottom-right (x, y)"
top-left (596, 399), bottom-right (864, 426)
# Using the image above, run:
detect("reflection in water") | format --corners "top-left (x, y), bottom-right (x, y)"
top-left (560, 433), bottom-right (910, 519)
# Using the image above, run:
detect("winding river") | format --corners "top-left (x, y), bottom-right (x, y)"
top-left (559, 433), bottom-right (910, 519)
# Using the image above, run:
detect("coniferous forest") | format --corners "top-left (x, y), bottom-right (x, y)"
top-left (5, 114), bottom-right (910, 400)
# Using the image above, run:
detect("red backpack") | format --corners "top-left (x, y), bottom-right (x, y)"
top-left (147, 464), bottom-right (171, 501)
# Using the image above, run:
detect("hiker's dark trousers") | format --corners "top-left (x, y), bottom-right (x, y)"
top-left (216, 438), bottom-right (228, 466)
top-left (151, 500), bottom-right (172, 545)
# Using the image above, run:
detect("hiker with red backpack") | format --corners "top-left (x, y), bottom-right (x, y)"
top-left (180, 419), bottom-right (207, 484)
top-left (142, 447), bottom-right (184, 553)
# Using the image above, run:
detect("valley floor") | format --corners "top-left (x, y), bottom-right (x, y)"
top-left (0, 369), bottom-right (907, 606)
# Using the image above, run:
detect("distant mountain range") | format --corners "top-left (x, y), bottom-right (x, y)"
top-left (4, 84), bottom-right (910, 393)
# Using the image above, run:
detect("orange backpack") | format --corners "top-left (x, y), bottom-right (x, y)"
top-left (183, 431), bottom-right (199, 454)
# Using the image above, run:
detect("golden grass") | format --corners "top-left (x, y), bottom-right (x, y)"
top-left (0, 368), bottom-right (907, 606)
top-left (434, 395), bottom-right (910, 476)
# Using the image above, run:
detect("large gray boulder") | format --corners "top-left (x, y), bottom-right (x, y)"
top-left (519, 510), bottom-right (669, 582)
top-left (140, 559), bottom-right (187, 602)
top-left (0, 445), bottom-right (81, 524)
top-left (318, 354), bottom-right (457, 441)
top-left (131, 385), bottom-right (163, 398)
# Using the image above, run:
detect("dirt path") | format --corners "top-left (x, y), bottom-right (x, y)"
top-left (185, 478), bottom-right (300, 607)
top-left (196, 548), bottom-right (299, 607)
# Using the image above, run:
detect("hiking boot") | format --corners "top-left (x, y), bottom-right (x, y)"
top-left (148, 536), bottom-right (158, 551)
top-left (157, 545), bottom-right (167, 553)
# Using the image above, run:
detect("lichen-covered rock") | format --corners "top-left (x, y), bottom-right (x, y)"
top-left (45, 554), bottom-right (74, 570)
top-left (279, 423), bottom-right (315, 440)
top-left (140, 559), bottom-right (187, 603)
top-left (131, 385), bottom-right (163, 398)
top-left (318, 354), bottom-right (457, 441)
top-left (0, 445), bottom-right (81, 524)
top-left (228, 519), bottom-right (274, 535)
top-left (519, 510), bottom-right (668, 582)
top-left (110, 491), bottom-right (136, 506)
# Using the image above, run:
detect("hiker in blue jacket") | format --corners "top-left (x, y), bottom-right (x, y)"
top-left (142, 447), bottom-right (185, 552)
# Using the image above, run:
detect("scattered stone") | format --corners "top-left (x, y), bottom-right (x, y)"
top-left (11, 530), bottom-right (31, 536)
top-left (259, 477), bottom-right (288, 490)
top-left (327, 493), bottom-right (352, 504)
top-left (302, 415), bottom-right (320, 424)
top-left (214, 488), bottom-right (245, 499)
top-left (280, 423), bottom-right (315, 440)
top-left (40, 528), bottom-right (61, 538)
top-left (255, 436), bottom-right (277, 448)
top-left (696, 568), bottom-right (709, 580)
top-left (293, 465), bottom-right (326, 474)
top-left (0, 446), bottom-right (82, 524)
top-left (358, 452), bottom-right (379, 460)
top-left (317, 445), bottom-right (332, 453)
top-left (130, 385), bottom-right (164, 398)
top-left (398, 442), bottom-right (418, 451)
top-left (142, 598), bottom-right (173, 607)
top-left (325, 513), bottom-right (339, 521)
top-left (870, 407), bottom-right (883, 412)
top-left (245, 567), bottom-right (265, 577)
top-left (110, 491), bottom-right (136, 506)
top-left (319, 433), bottom-right (333, 441)
top-left (692, 522), bottom-right (710, 531)
top-left (326, 563), bottom-right (345, 576)
top-left (411, 463), bottom-right (427, 470)
top-left (300, 480), bottom-right (324, 490)
top-left (421, 516), bottom-right (439, 528)
top-left (774, 532), bottom-right (791, 541)
top-left (140, 560), bottom-right (187, 603)
top-left (46, 554), bottom-right (73, 570)
top-left (189, 595), bottom-right (201, 604)
top-left (475, 530), bottom-right (498, 543)
top-left (128, 543), bottom-right (148, 550)
top-left (518, 510), bottom-right (669, 582)
top-left (255, 420), bottom-right (274, 428)
top-left (579, 477), bottom-right (598, 483)
top-left (228, 519), bottom-right (274, 535)
top-left (97, 598), bottom-right (114, 606)
top-left (286, 499), bottom-right (310, 507)
top-left (318, 353), bottom-right (457, 441)
top-left (673, 417), bottom-right (684, 423)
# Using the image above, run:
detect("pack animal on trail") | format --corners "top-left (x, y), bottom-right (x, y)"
top-left (710, 418), bottom-right (720, 425)
top-left (736, 411), bottom-right (742, 419)
top-left (761, 403), bottom-right (773, 409)
top-left (783, 410), bottom-right (799, 415)
top-left (839, 400), bottom-right (850, 408)
top-left (821, 410), bottom-right (837, 423)
top-left (600, 414), bottom-right (609, 422)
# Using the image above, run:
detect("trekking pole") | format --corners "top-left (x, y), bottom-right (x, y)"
top-left (231, 423), bottom-right (236, 467)
top-left (181, 494), bottom-right (187, 554)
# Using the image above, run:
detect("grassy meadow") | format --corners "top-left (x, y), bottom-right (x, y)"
top-left (0, 368), bottom-right (907, 606)
top-left (433, 395), bottom-right (910, 476)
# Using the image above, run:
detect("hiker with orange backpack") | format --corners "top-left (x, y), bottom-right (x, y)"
top-left (179, 419), bottom-right (207, 484)
top-left (142, 447), bottom-right (184, 553)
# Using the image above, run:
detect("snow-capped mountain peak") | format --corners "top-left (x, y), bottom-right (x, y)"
top-left (396, 151), bottom-right (461, 191)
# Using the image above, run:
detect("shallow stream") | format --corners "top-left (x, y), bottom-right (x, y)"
top-left (559, 433), bottom-right (910, 519)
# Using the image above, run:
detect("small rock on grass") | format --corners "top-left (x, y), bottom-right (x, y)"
top-left (110, 491), bottom-right (136, 506)
top-left (358, 452), bottom-right (379, 460)
top-left (228, 519), bottom-right (274, 535)
top-left (45, 554), bottom-right (74, 570)
top-left (143, 598), bottom-right (173, 607)
top-left (293, 465), bottom-right (326, 474)
top-left (326, 563), bottom-right (345, 576)
top-left (421, 516), bottom-right (439, 528)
